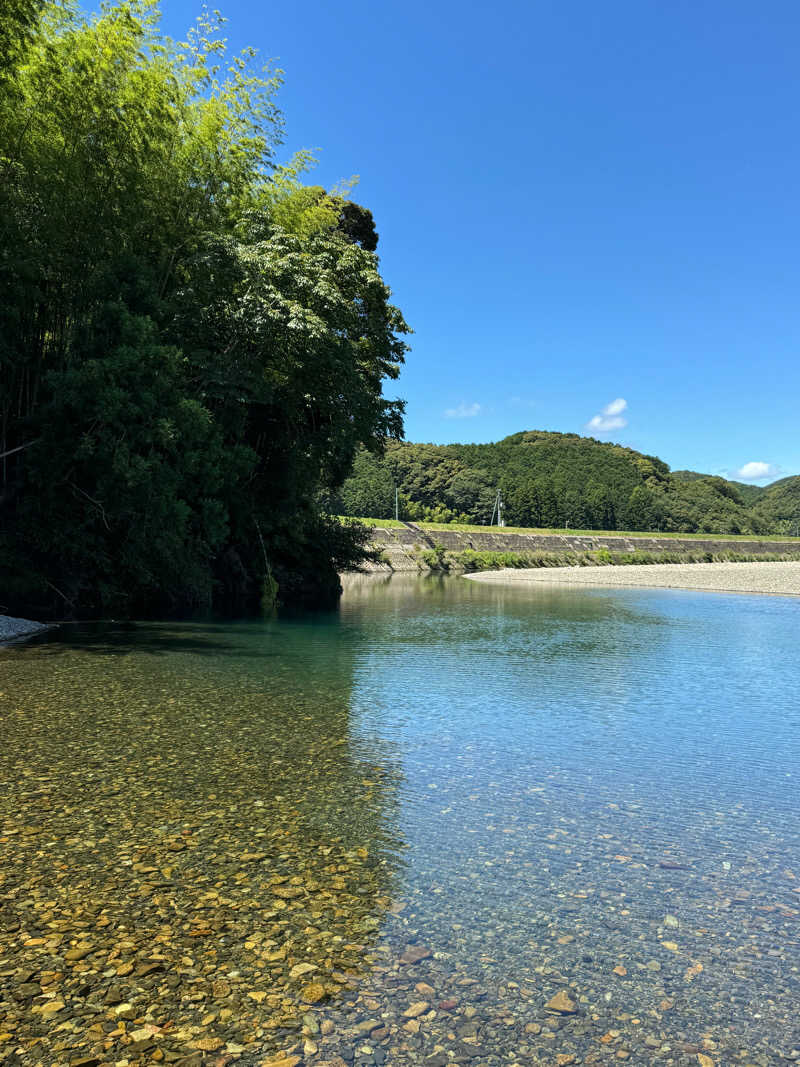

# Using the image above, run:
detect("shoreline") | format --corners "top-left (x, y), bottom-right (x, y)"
top-left (463, 560), bottom-right (800, 597)
top-left (0, 614), bottom-right (52, 645)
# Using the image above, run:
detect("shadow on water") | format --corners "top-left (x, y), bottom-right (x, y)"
top-left (8, 619), bottom-right (290, 658)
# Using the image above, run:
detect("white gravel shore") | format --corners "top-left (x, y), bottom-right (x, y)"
top-left (464, 560), bottom-right (800, 597)
top-left (0, 614), bottom-right (50, 644)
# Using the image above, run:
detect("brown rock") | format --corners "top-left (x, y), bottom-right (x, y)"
top-left (40, 999), bottom-right (66, 1014)
top-left (403, 1001), bottom-right (430, 1018)
top-left (65, 944), bottom-right (94, 962)
top-left (191, 1037), bottom-right (224, 1051)
top-left (136, 961), bottom-right (165, 977)
top-left (300, 982), bottom-right (327, 1004)
top-left (354, 1019), bottom-right (382, 1035)
top-left (544, 990), bottom-right (578, 1015)
top-left (399, 944), bottom-right (432, 965)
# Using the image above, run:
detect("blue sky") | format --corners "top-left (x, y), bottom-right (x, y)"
top-left (157, 0), bottom-right (800, 483)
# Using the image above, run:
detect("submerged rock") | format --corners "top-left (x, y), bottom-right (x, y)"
top-left (399, 944), bottom-right (433, 965)
top-left (545, 990), bottom-right (578, 1015)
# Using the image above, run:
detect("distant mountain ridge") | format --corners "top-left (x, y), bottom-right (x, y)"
top-left (336, 431), bottom-right (799, 536)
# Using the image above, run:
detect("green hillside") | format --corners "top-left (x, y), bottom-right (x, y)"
top-left (754, 478), bottom-right (800, 534)
top-left (672, 470), bottom-right (767, 505)
top-left (336, 432), bottom-right (798, 535)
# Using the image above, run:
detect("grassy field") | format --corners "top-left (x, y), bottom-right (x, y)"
top-left (343, 517), bottom-right (800, 543)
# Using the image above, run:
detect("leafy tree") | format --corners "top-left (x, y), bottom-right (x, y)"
top-left (0, 1), bottom-right (408, 616)
top-left (585, 483), bottom-right (615, 529)
top-left (447, 469), bottom-right (494, 522)
top-left (336, 201), bottom-right (379, 251)
top-left (0, 0), bottom-right (43, 77)
top-left (9, 312), bottom-right (243, 612)
top-left (336, 451), bottom-right (396, 519)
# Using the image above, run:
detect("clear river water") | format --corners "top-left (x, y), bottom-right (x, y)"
top-left (0, 574), bottom-right (798, 1067)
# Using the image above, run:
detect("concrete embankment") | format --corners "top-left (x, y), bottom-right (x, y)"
top-left (365, 523), bottom-right (800, 573)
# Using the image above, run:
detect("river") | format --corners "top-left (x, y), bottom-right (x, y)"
top-left (0, 575), bottom-right (797, 1066)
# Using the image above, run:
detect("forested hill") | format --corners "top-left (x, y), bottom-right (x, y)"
top-left (336, 433), bottom-right (800, 535)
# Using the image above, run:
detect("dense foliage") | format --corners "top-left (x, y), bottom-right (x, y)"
top-left (753, 478), bottom-right (800, 534)
top-left (0, 2), bottom-right (408, 616)
top-left (337, 433), bottom-right (799, 535)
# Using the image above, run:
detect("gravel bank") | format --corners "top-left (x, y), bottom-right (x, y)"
top-left (0, 614), bottom-right (50, 644)
top-left (465, 559), bottom-right (800, 596)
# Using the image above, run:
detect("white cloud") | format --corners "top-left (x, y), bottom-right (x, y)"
top-left (735, 460), bottom-right (777, 481)
top-left (444, 402), bottom-right (481, 418)
top-left (585, 397), bottom-right (628, 433)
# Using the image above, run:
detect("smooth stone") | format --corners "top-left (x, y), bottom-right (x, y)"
top-left (545, 990), bottom-right (578, 1015)
top-left (354, 1019), bottom-right (382, 1034)
top-left (399, 944), bottom-right (432, 965)
top-left (40, 1000), bottom-right (66, 1014)
top-left (425, 1056), bottom-right (449, 1067)
top-left (403, 1001), bottom-right (430, 1019)
top-left (65, 944), bottom-right (94, 962)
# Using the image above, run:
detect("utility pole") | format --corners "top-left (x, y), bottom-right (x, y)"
top-left (395, 486), bottom-right (399, 522)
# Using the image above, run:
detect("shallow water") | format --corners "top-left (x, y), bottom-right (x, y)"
top-left (0, 575), bottom-right (798, 1066)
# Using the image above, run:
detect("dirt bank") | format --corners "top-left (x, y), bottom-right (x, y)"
top-left (464, 560), bottom-right (800, 596)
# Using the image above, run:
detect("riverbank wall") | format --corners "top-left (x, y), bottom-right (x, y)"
top-left (364, 523), bottom-right (800, 573)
